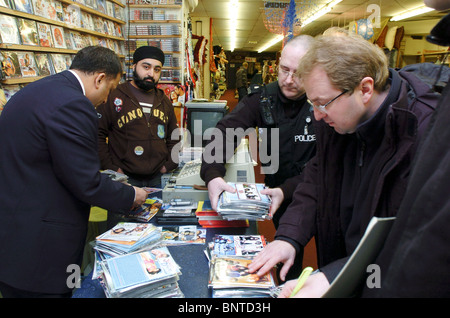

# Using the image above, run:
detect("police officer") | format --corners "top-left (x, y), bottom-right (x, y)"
top-left (200, 35), bottom-right (316, 281)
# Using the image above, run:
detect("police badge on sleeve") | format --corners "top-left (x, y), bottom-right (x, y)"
top-left (157, 124), bottom-right (165, 138)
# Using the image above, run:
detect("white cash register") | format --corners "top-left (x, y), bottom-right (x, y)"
top-left (162, 140), bottom-right (256, 202)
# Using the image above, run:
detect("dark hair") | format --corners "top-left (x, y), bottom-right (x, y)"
top-left (70, 46), bottom-right (122, 79)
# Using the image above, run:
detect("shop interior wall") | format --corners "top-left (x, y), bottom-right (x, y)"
top-left (225, 50), bottom-right (278, 89)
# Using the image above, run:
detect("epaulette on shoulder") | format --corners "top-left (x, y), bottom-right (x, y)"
top-left (249, 83), bottom-right (264, 95)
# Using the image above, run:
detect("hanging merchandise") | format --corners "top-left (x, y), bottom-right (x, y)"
top-left (192, 34), bottom-right (208, 99)
top-left (262, 0), bottom-right (318, 46)
top-left (185, 19), bottom-right (196, 89)
top-left (352, 18), bottom-right (375, 40)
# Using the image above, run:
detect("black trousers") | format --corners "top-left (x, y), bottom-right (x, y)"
top-left (0, 281), bottom-right (72, 298)
top-left (238, 86), bottom-right (248, 101)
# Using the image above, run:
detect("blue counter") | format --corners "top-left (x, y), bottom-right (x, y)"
top-left (73, 223), bottom-right (257, 298)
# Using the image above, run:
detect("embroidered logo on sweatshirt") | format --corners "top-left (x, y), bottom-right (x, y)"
top-left (114, 98), bottom-right (123, 112)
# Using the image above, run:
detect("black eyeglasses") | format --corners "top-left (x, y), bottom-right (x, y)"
top-left (307, 90), bottom-right (348, 113)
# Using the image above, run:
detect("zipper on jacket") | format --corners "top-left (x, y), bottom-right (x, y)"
top-left (359, 140), bottom-right (366, 167)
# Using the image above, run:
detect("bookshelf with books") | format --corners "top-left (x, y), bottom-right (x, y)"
top-left (0, 0), bottom-right (126, 90)
top-left (125, 0), bottom-right (183, 85)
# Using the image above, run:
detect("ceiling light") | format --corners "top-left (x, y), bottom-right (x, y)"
top-left (257, 34), bottom-right (284, 53)
top-left (302, 0), bottom-right (342, 26)
top-left (390, 6), bottom-right (434, 21)
top-left (230, 0), bottom-right (238, 52)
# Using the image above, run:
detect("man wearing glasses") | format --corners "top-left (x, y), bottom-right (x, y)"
top-left (97, 46), bottom-right (180, 227)
top-left (201, 35), bottom-right (317, 281)
top-left (249, 31), bottom-right (439, 297)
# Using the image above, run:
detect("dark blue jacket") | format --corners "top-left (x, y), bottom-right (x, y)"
top-left (0, 71), bottom-right (135, 294)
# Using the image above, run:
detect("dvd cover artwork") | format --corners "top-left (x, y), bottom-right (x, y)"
top-left (17, 18), bottom-right (39, 46)
top-left (17, 51), bottom-right (39, 77)
top-left (1, 51), bottom-right (22, 79)
top-left (36, 22), bottom-right (53, 47)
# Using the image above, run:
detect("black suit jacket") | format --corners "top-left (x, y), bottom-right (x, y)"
top-left (0, 71), bottom-right (135, 294)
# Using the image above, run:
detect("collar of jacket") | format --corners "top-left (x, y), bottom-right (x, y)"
top-left (116, 81), bottom-right (165, 108)
top-left (314, 69), bottom-right (418, 145)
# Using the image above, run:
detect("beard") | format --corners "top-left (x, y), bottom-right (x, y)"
top-left (133, 69), bottom-right (158, 91)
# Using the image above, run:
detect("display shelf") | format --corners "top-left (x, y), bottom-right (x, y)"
top-left (0, 0), bottom-right (126, 87)
top-left (124, 1), bottom-right (183, 84)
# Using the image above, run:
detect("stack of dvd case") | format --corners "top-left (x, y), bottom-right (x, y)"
top-left (206, 234), bottom-right (267, 259)
top-left (216, 183), bottom-right (271, 221)
top-left (99, 246), bottom-right (184, 298)
top-left (208, 255), bottom-right (275, 298)
top-left (94, 222), bottom-right (162, 257)
top-left (207, 234), bottom-right (275, 298)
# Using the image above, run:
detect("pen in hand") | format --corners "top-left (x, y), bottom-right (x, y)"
top-left (289, 266), bottom-right (313, 297)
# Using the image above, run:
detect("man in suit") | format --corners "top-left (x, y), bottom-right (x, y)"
top-left (0, 46), bottom-right (148, 298)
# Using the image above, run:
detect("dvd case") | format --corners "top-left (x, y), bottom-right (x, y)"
top-left (51, 54), bottom-right (71, 73)
top-left (34, 53), bottom-right (54, 76)
top-left (36, 22), bottom-right (53, 47)
top-left (11, 0), bottom-right (34, 14)
top-left (0, 51), bottom-right (22, 79)
top-left (0, 14), bottom-right (20, 44)
top-left (31, 0), bottom-right (48, 18)
top-left (17, 51), bottom-right (39, 77)
top-left (17, 18), bottom-right (39, 46)
top-left (50, 25), bottom-right (66, 48)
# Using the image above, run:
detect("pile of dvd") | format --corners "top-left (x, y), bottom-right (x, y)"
top-left (94, 222), bottom-right (162, 256)
top-left (206, 234), bottom-right (275, 298)
top-left (217, 183), bottom-right (271, 221)
top-left (99, 246), bottom-right (183, 298)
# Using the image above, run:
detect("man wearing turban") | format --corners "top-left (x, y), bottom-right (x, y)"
top-left (97, 46), bottom-right (181, 227)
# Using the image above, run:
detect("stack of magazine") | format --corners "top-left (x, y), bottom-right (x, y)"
top-left (217, 183), bottom-right (271, 221)
top-left (99, 246), bottom-right (184, 298)
top-left (207, 234), bottom-right (274, 298)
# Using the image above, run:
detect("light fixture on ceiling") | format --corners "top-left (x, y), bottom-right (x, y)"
top-left (390, 5), bottom-right (434, 22)
top-left (257, 0), bottom-right (342, 53)
top-left (302, 0), bottom-right (343, 27)
top-left (257, 34), bottom-right (284, 53)
top-left (230, 0), bottom-right (238, 52)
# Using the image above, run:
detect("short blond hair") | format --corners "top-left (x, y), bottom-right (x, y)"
top-left (297, 33), bottom-right (389, 94)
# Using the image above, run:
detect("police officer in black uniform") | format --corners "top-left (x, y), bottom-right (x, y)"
top-left (201, 35), bottom-right (316, 281)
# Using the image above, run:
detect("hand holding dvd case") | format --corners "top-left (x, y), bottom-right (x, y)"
top-left (217, 182), bottom-right (271, 221)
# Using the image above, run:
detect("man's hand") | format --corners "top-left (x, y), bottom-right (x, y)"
top-left (278, 272), bottom-right (330, 298)
top-left (260, 187), bottom-right (284, 218)
top-left (248, 240), bottom-right (296, 281)
top-left (207, 177), bottom-right (236, 210)
top-left (132, 186), bottom-right (147, 208)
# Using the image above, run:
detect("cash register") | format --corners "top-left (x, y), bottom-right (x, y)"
top-left (162, 139), bottom-right (256, 202)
